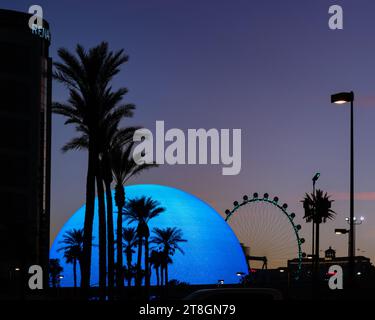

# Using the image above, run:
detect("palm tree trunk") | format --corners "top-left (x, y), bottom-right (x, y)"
top-left (136, 236), bottom-right (143, 287)
top-left (116, 185), bottom-right (125, 288)
top-left (165, 265), bottom-right (168, 287)
top-left (127, 251), bottom-right (132, 287)
top-left (73, 258), bottom-right (77, 288)
top-left (105, 179), bottom-right (115, 292)
top-left (160, 266), bottom-right (164, 286)
top-left (127, 273), bottom-right (131, 287)
top-left (78, 259), bottom-right (83, 287)
top-left (156, 266), bottom-right (160, 287)
top-left (145, 236), bottom-right (150, 290)
top-left (148, 262), bottom-right (152, 286)
top-left (96, 171), bottom-right (107, 299)
top-left (81, 145), bottom-right (96, 290)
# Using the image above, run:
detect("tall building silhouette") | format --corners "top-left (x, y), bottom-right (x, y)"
top-left (0, 9), bottom-right (51, 292)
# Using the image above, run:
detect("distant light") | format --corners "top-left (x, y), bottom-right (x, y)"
top-left (279, 269), bottom-right (285, 273)
top-left (345, 217), bottom-right (350, 222)
top-left (218, 280), bottom-right (224, 285)
top-left (15, 268), bottom-right (20, 271)
top-left (357, 272), bottom-right (362, 276)
top-left (236, 272), bottom-right (245, 277)
top-left (360, 216), bottom-right (365, 221)
top-left (59, 275), bottom-right (64, 279)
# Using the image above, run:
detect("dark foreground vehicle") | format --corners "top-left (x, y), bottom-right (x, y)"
top-left (183, 288), bottom-right (283, 301)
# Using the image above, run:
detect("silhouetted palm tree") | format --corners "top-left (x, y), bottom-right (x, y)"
top-left (150, 227), bottom-right (187, 287)
top-left (122, 265), bottom-right (137, 287)
top-left (49, 259), bottom-right (63, 288)
top-left (57, 228), bottom-right (84, 288)
top-left (122, 227), bottom-right (138, 286)
top-left (61, 126), bottom-right (136, 292)
top-left (53, 42), bottom-right (130, 291)
top-left (302, 189), bottom-right (336, 287)
top-left (149, 250), bottom-right (162, 286)
top-left (99, 125), bottom-right (136, 291)
top-left (112, 144), bottom-right (157, 287)
top-left (124, 197), bottom-right (165, 289)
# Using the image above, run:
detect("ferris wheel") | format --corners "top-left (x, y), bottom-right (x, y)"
top-left (225, 193), bottom-right (305, 278)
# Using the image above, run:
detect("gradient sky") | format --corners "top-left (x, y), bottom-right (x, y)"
top-left (3, 0), bottom-right (375, 262)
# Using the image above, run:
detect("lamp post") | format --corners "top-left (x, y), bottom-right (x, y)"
top-left (331, 91), bottom-right (355, 286)
top-left (312, 173), bottom-right (320, 257)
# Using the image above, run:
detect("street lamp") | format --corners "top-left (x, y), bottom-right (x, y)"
top-left (312, 172), bottom-right (320, 185)
top-left (335, 228), bottom-right (349, 235)
top-left (335, 216), bottom-right (364, 259)
top-left (346, 216), bottom-right (364, 258)
top-left (331, 91), bottom-right (355, 285)
top-left (345, 216), bottom-right (364, 224)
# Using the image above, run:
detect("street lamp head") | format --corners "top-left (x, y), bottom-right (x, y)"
top-left (331, 91), bottom-right (354, 104)
top-left (360, 216), bottom-right (365, 221)
top-left (312, 172), bottom-right (320, 183)
top-left (335, 228), bottom-right (349, 235)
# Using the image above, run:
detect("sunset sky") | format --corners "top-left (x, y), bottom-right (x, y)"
top-left (3, 0), bottom-right (375, 261)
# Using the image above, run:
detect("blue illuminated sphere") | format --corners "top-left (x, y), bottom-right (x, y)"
top-left (50, 184), bottom-right (248, 286)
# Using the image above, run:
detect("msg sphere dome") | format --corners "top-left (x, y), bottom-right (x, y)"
top-left (50, 184), bottom-right (248, 286)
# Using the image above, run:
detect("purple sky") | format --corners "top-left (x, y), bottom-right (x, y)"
top-left (3, 0), bottom-right (375, 261)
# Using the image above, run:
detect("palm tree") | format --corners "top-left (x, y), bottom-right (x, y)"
top-left (112, 144), bottom-right (157, 288)
top-left (122, 265), bottom-right (136, 287)
top-left (57, 228), bottom-right (84, 288)
top-left (61, 127), bottom-right (136, 292)
top-left (149, 250), bottom-right (162, 286)
top-left (122, 227), bottom-right (138, 286)
top-left (124, 197), bottom-right (165, 289)
top-left (302, 189), bottom-right (336, 287)
top-left (49, 259), bottom-right (63, 288)
top-left (101, 127), bottom-right (138, 290)
top-left (53, 42), bottom-right (130, 290)
top-left (150, 227), bottom-right (187, 287)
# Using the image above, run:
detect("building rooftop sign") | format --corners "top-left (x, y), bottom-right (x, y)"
top-left (31, 24), bottom-right (51, 42)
